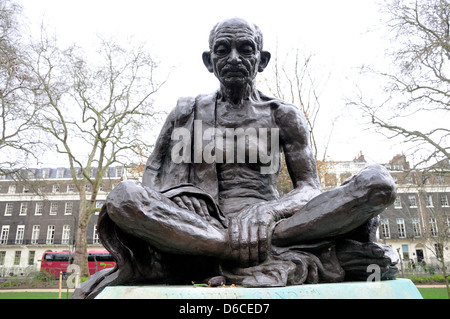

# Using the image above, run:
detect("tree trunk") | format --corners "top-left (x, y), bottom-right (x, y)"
top-left (73, 196), bottom-right (90, 278)
top-left (440, 257), bottom-right (450, 299)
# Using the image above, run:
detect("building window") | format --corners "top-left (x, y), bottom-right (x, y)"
top-left (35, 202), bottom-right (43, 215)
top-left (31, 225), bottom-right (40, 244)
top-left (4, 203), bottom-right (13, 216)
top-left (412, 218), bottom-right (422, 237)
top-left (424, 194), bottom-right (433, 207)
top-left (401, 244), bottom-right (409, 260)
top-left (447, 217), bottom-right (450, 237)
top-left (8, 185), bottom-right (16, 194)
top-left (67, 184), bottom-right (75, 193)
top-left (381, 219), bottom-right (390, 239)
top-left (0, 226), bottom-right (10, 245)
top-left (116, 166), bottom-right (124, 178)
top-left (394, 197), bottom-right (402, 209)
top-left (64, 202), bottom-right (73, 215)
top-left (397, 218), bottom-right (406, 238)
top-left (437, 175), bottom-right (445, 184)
top-left (15, 225), bottom-right (25, 244)
top-left (27, 169), bottom-right (35, 179)
top-left (50, 202), bottom-right (58, 215)
top-left (93, 225), bottom-right (99, 244)
top-left (56, 168), bottom-right (64, 178)
top-left (429, 218), bottom-right (438, 237)
top-left (434, 243), bottom-right (444, 260)
top-left (28, 251), bottom-right (35, 265)
top-left (95, 201), bottom-right (104, 215)
top-left (61, 225), bottom-right (71, 245)
top-left (14, 251), bottom-right (21, 265)
top-left (440, 194), bottom-right (449, 207)
top-left (42, 169), bottom-right (49, 179)
top-left (19, 203), bottom-right (28, 216)
top-left (52, 184), bottom-right (60, 193)
top-left (0, 251), bottom-right (5, 265)
top-left (408, 195), bottom-right (417, 208)
top-left (46, 225), bottom-right (55, 244)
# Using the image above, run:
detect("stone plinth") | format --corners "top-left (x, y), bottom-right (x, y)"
top-left (95, 278), bottom-right (422, 299)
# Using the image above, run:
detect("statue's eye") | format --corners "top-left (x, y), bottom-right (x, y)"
top-left (214, 45), bottom-right (229, 55)
top-left (239, 45), bottom-right (254, 55)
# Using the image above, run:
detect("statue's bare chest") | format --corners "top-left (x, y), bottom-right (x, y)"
top-left (215, 100), bottom-right (275, 131)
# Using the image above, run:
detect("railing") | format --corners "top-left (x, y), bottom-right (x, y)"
top-left (0, 265), bottom-right (40, 278)
top-left (397, 260), bottom-right (449, 277)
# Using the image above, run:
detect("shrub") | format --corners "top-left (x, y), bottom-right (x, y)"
top-left (407, 274), bottom-right (446, 284)
top-left (33, 271), bottom-right (53, 282)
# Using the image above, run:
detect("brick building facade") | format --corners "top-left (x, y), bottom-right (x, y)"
top-left (0, 166), bottom-right (130, 277)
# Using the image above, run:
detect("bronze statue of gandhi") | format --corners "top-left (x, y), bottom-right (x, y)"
top-left (72, 18), bottom-right (398, 299)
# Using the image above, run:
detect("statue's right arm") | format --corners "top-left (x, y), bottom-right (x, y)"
top-left (142, 97), bottom-right (196, 188)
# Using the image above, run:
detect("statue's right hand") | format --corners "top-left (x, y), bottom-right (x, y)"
top-left (172, 195), bottom-right (211, 221)
top-left (228, 204), bottom-right (275, 267)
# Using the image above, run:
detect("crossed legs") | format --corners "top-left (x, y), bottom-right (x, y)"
top-left (105, 164), bottom-right (396, 264)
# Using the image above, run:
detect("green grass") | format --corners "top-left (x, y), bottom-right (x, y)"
top-left (417, 288), bottom-right (449, 299)
top-left (0, 292), bottom-right (72, 299)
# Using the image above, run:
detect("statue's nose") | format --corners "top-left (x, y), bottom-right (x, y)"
top-left (227, 48), bottom-right (242, 64)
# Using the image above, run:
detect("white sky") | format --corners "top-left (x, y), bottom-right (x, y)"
top-left (17, 0), bottom-right (410, 165)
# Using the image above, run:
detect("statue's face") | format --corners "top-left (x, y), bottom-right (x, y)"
top-left (209, 21), bottom-right (262, 88)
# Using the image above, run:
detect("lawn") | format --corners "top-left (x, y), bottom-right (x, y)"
top-left (0, 292), bottom-right (72, 299)
top-left (417, 288), bottom-right (449, 299)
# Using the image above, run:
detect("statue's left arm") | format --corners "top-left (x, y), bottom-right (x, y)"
top-left (269, 102), bottom-right (323, 219)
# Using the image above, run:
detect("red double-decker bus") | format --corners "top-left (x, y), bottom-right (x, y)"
top-left (40, 250), bottom-right (116, 278)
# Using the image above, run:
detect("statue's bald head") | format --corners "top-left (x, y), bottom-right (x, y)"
top-left (208, 18), bottom-right (264, 51)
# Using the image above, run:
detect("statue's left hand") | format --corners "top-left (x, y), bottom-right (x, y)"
top-left (336, 239), bottom-right (399, 281)
top-left (172, 195), bottom-right (210, 221)
top-left (228, 204), bottom-right (276, 267)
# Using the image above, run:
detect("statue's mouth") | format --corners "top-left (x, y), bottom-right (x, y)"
top-left (225, 71), bottom-right (245, 77)
top-left (221, 66), bottom-right (248, 78)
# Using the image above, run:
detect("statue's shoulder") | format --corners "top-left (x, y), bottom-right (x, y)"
top-left (258, 91), bottom-right (305, 120)
top-left (169, 92), bottom-right (217, 121)
top-left (169, 96), bottom-right (196, 120)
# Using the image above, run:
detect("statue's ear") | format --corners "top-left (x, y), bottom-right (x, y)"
top-left (202, 51), bottom-right (214, 73)
top-left (258, 51), bottom-right (271, 72)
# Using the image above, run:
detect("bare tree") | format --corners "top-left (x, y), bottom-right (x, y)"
top-left (29, 33), bottom-right (166, 277)
top-left (263, 48), bottom-right (333, 161)
top-left (261, 47), bottom-right (334, 193)
top-left (348, 0), bottom-right (450, 168)
top-left (347, 2), bottom-right (449, 296)
top-left (0, 0), bottom-right (41, 174)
